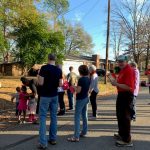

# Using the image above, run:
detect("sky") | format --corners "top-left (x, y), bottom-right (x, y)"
top-left (64, 0), bottom-right (114, 59)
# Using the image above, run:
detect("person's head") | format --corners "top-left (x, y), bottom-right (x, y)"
top-left (21, 85), bottom-right (27, 92)
top-left (130, 62), bottom-right (138, 69)
top-left (69, 66), bottom-right (73, 72)
top-left (16, 87), bottom-right (21, 92)
top-left (88, 65), bottom-right (96, 74)
top-left (117, 55), bottom-right (128, 69)
top-left (20, 77), bottom-right (29, 86)
top-left (78, 65), bottom-right (89, 76)
top-left (48, 53), bottom-right (56, 64)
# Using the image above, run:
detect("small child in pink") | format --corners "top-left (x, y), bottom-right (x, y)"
top-left (18, 85), bottom-right (29, 124)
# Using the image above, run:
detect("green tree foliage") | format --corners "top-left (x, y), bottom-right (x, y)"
top-left (13, 17), bottom-right (65, 69)
top-left (44, 0), bottom-right (69, 30)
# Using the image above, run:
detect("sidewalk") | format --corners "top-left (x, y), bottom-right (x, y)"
top-left (0, 87), bottom-right (150, 150)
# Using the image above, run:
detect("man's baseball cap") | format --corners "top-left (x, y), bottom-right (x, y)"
top-left (117, 55), bottom-right (128, 61)
top-left (48, 53), bottom-right (56, 61)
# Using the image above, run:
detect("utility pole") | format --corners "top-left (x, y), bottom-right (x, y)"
top-left (104, 0), bottom-right (111, 84)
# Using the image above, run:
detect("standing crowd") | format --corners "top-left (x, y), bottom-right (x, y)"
top-left (11, 53), bottom-right (150, 150)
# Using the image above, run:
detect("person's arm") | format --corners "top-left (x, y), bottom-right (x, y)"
top-left (111, 80), bottom-right (131, 91)
top-left (89, 76), bottom-right (94, 93)
top-left (11, 94), bottom-right (16, 102)
top-left (38, 66), bottom-right (45, 86)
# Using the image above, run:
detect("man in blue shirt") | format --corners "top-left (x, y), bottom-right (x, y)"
top-left (37, 54), bottom-right (62, 150)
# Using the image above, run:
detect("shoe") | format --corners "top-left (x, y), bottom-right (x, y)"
top-left (67, 108), bottom-right (73, 111)
top-left (37, 144), bottom-right (47, 150)
top-left (67, 137), bottom-right (79, 142)
top-left (22, 120), bottom-right (26, 124)
top-left (114, 133), bottom-right (122, 140)
top-left (89, 115), bottom-right (98, 120)
top-left (57, 111), bottom-right (65, 116)
top-left (18, 120), bottom-right (21, 124)
top-left (116, 140), bottom-right (133, 147)
top-left (80, 133), bottom-right (87, 138)
top-left (48, 140), bottom-right (56, 145)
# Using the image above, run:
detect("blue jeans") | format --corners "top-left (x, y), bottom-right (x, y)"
top-left (39, 96), bottom-right (58, 147)
top-left (74, 97), bottom-right (89, 138)
top-left (67, 89), bottom-right (74, 109)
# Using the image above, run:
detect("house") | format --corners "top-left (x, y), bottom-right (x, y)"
top-left (0, 54), bottom-right (115, 76)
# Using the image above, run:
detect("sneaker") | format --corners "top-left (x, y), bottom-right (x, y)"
top-left (48, 140), bottom-right (56, 145)
top-left (22, 120), bottom-right (26, 124)
top-left (37, 144), bottom-right (47, 150)
top-left (67, 108), bottom-right (73, 111)
top-left (89, 115), bottom-right (98, 120)
top-left (114, 133), bottom-right (122, 140)
top-left (116, 140), bottom-right (133, 147)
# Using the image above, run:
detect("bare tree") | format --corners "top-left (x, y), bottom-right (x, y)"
top-left (112, 0), bottom-right (150, 65)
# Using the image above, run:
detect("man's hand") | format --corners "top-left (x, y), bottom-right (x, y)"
top-left (110, 79), bottom-right (118, 86)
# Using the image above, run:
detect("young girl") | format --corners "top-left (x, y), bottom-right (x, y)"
top-left (28, 96), bottom-right (37, 123)
top-left (57, 74), bottom-right (68, 116)
top-left (18, 85), bottom-right (29, 124)
top-left (11, 87), bottom-right (21, 116)
top-left (67, 65), bottom-right (90, 142)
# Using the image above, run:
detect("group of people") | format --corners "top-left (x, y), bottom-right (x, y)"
top-left (11, 53), bottom-right (150, 149)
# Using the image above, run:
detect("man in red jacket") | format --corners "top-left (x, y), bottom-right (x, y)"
top-left (110, 55), bottom-right (135, 147)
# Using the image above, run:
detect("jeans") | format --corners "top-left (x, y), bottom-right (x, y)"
top-left (67, 89), bottom-right (74, 109)
top-left (74, 97), bottom-right (89, 138)
top-left (116, 92), bottom-right (133, 143)
top-left (39, 96), bottom-right (58, 147)
top-left (90, 90), bottom-right (98, 117)
top-left (130, 96), bottom-right (137, 119)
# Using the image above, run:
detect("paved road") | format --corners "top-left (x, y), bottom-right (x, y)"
top-left (0, 87), bottom-right (150, 150)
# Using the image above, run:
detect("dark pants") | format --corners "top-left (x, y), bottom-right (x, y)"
top-left (58, 92), bottom-right (65, 112)
top-left (149, 82), bottom-right (150, 94)
top-left (16, 102), bottom-right (19, 116)
top-left (67, 89), bottom-right (73, 109)
top-left (116, 92), bottom-right (133, 143)
top-left (90, 90), bottom-right (98, 117)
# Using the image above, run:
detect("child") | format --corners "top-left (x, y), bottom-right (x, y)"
top-left (17, 85), bottom-right (29, 124)
top-left (28, 96), bottom-right (37, 123)
top-left (67, 65), bottom-right (90, 142)
top-left (11, 87), bottom-right (21, 116)
top-left (57, 74), bottom-right (67, 116)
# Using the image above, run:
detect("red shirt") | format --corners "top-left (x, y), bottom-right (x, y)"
top-left (117, 64), bottom-right (135, 93)
top-left (145, 70), bottom-right (150, 82)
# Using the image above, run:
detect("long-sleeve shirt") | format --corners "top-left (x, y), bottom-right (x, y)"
top-left (89, 73), bottom-right (99, 93)
top-left (134, 68), bottom-right (140, 96)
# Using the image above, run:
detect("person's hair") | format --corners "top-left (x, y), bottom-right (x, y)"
top-left (16, 87), bottom-right (21, 92)
top-left (78, 65), bottom-right (89, 76)
top-left (130, 62), bottom-right (137, 68)
top-left (48, 53), bottom-right (56, 61)
top-left (69, 66), bottom-right (73, 72)
top-left (20, 77), bottom-right (28, 85)
top-left (21, 85), bottom-right (27, 92)
top-left (89, 65), bottom-right (96, 73)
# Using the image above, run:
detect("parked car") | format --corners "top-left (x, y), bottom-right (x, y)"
top-left (96, 69), bottom-right (106, 76)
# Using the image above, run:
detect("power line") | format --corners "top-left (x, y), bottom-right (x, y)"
top-left (81, 0), bottom-right (100, 20)
top-left (63, 0), bottom-right (91, 15)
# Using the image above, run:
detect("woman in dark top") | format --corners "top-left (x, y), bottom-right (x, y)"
top-left (67, 65), bottom-right (90, 142)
